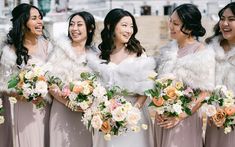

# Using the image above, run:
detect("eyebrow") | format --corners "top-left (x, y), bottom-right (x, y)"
top-left (71, 20), bottom-right (83, 23)
top-left (221, 15), bottom-right (235, 18)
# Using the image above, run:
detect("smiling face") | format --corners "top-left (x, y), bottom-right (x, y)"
top-left (219, 8), bottom-right (235, 44)
top-left (114, 16), bottom-right (133, 47)
top-left (168, 11), bottom-right (189, 42)
top-left (26, 8), bottom-right (43, 37)
top-left (69, 15), bottom-right (87, 43)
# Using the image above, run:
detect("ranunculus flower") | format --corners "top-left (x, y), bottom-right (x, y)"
top-left (212, 108), bottom-right (226, 127)
top-left (224, 106), bottom-right (235, 116)
top-left (72, 85), bottom-right (83, 94)
top-left (152, 97), bottom-right (164, 107)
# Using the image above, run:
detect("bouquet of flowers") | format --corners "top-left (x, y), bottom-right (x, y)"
top-left (201, 85), bottom-right (235, 134)
top-left (145, 74), bottom-right (200, 117)
top-left (8, 64), bottom-right (49, 108)
top-left (82, 86), bottom-right (146, 141)
top-left (60, 72), bottom-right (97, 111)
top-left (0, 98), bottom-right (4, 124)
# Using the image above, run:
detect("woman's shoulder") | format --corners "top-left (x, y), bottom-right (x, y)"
top-left (0, 44), bottom-right (16, 67)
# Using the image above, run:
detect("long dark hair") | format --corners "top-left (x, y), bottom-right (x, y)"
top-left (172, 4), bottom-right (206, 39)
top-left (205, 2), bottom-right (235, 44)
top-left (68, 11), bottom-right (96, 46)
top-left (6, 3), bottom-right (43, 66)
top-left (99, 8), bottom-right (144, 61)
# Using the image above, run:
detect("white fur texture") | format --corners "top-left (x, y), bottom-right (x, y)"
top-left (87, 53), bottom-right (156, 95)
top-left (208, 36), bottom-right (235, 93)
top-left (157, 41), bottom-right (215, 91)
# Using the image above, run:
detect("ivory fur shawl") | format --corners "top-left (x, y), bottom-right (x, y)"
top-left (157, 41), bottom-right (215, 91)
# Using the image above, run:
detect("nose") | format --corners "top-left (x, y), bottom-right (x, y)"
top-left (221, 19), bottom-right (229, 26)
top-left (126, 26), bottom-right (133, 34)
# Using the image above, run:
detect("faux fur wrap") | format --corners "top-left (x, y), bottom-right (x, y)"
top-left (157, 41), bottom-right (215, 91)
top-left (47, 35), bottom-right (99, 82)
top-left (87, 53), bottom-right (156, 95)
top-left (207, 36), bottom-right (235, 93)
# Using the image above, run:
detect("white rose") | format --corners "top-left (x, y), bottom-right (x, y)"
top-left (93, 85), bottom-right (107, 99)
top-left (33, 66), bottom-right (43, 77)
top-left (35, 81), bottom-right (48, 97)
top-left (82, 86), bottom-right (91, 95)
top-left (225, 90), bottom-right (234, 99)
top-left (79, 101), bottom-right (89, 110)
top-left (91, 115), bottom-right (103, 129)
top-left (0, 116), bottom-right (5, 124)
top-left (111, 106), bottom-right (127, 122)
top-left (172, 103), bottom-right (182, 115)
top-left (22, 84), bottom-right (33, 99)
top-left (9, 97), bottom-right (17, 104)
top-left (205, 104), bottom-right (217, 117)
top-left (224, 98), bottom-right (235, 107)
top-left (126, 107), bottom-right (141, 125)
top-left (25, 71), bottom-right (34, 79)
top-left (224, 126), bottom-right (232, 134)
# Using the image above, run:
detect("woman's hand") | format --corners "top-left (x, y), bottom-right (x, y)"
top-left (49, 84), bottom-right (63, 100)
top-left (157, 116), bottom-right (180, 129)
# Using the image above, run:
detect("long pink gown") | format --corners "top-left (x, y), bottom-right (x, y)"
top-left (205, 37), bottom-right (235, 147)
top-left (0, 36), bottom-right (53, 147)
top-left (155, 41), bottom-right (215, 147)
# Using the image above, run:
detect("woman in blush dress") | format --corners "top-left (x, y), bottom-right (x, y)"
top-left (154, 4), bottom-right (215, 147)
top-left (0, 3), bottom-right (53, 147)
top-left (48, 11), bottom-right (96, 147)
top-left (204, 2), bottom-right (235, 147)
top-left (87, 8), bottom-right (155, 147)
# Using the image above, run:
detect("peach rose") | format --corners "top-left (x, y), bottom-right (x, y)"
top-left (101, 120), bottom-right (111, 134)
top-left (38, 75), bottom-right (46, 81)
top-left (166, 86), bottom-right (177, 100)
top-left (224, 107), bottom-right (235, 116)
top-left (212, 108), bottom-right (226, 127)
top-left (73, 85), bottom-right (83, 94)
top-left (152, 97), bottom-right (164, 107)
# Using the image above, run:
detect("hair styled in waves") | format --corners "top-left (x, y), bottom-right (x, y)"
top-left (99, 8), bottom-right (144, 61)
top-left (6, 3), bottom-right (44, 66)
top-left (205, 2), bottom-right (235, 44)
top-left (172, 4), bottom-right (206, 40)
top-left (68, 11), bottom-right (96, 46)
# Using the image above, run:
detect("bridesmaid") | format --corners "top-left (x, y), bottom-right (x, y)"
top-left (87, 8), bottom-right (155, 147)
top-left (48, 11), bottom-right (96, 147)
top-left (0, 3), bottom-right (53, 147)
top-left (154, 4), bottom-right (215, 147)
top-left (205, 2), bottom-right (235, 147)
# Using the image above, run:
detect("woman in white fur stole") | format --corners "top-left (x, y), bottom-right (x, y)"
top-left (47, 12), bottom-right (97, 147)
top-left (87, 9), bottom-right (155, 147)
top-left (204, 2), bottom-right (235, 147)
top-left (0, 4), bottom-right (54, 147)
top-left (154, 4), bottom-right (215, 147)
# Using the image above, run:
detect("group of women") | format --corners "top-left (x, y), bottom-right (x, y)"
top-left (0, 1), bottom-right (234, 147)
